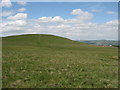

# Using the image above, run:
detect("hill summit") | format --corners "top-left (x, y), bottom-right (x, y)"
top-left (2, 34), bottom-right (87, 47)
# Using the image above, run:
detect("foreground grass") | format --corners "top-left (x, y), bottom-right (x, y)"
top-left (2, 34), bottom-right (118, 88)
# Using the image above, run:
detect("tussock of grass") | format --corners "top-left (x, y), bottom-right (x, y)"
top-left (2, 34), bottom-right (118, 88)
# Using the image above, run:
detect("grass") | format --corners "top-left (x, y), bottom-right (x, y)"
top-left (2, 34), bottom-right (118, 88)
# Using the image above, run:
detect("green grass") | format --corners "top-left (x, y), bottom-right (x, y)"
top-left (2, 34), bottom-right (118, 88)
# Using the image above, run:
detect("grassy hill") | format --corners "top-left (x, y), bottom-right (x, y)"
top-left (3, 34), bottom-right (89, 48)
top-left (2, 34), bottom-right (118, 88)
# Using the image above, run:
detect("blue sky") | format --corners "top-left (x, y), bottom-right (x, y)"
top-left (1, 1), bottom-right (118, 40)
top-left (27, 2), bottom-right (118, 24)
top-left (3, 2), bottom-right (118, 23)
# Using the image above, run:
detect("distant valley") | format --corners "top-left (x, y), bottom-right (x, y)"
top-left (77, 40), bottom-right (118, 46)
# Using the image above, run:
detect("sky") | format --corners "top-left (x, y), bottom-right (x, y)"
top-left (1, 0), bottom-right (118, 40)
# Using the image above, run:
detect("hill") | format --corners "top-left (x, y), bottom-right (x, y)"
top-left (3, 34), bottom-right (87, 46)
top-left (2, 34), bottom-right (118, 88)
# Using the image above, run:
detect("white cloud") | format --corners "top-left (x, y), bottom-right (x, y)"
top-left (106, 20), bottom-right (118, 25)
top-left (48, 24), bottom-right (71, 30)
top-left (2, 20), bottom-right (27, 29)
top-left (38, 16), bottom-right (64, 23)
top-left (8, 20), bottom-right (27, 26)
top-left (17, 1), bottom-right (27, 6)
top-left (38, 17), bottom-right (52, 23)
top-left (0, 0), bottom-right (12, 7)
top-left (71, 9), bottom-right (93, 22)
top-left (7, 13), bottom-right (27, 20)
top-left (18, 8), bottom-right (26, 12)
top-left (1, 20), bottom-right (27, 36)
top-left (71, 9), bottom-right (83, 15)
top-left (71, 9), bottom-right (92, 16)
top-left (2, 19), bottom-right (118, 40)
top-left (1, 10), bottom-right (14, 17)
top-left (106, 11), bottom-right (116, 15)
top-left (52, 16), bottom-right (64, 22)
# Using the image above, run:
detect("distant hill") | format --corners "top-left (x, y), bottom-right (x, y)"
top-left (77, 40), bottom-right (118, 46)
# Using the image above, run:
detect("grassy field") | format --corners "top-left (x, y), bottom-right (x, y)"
top-left (2, 34), bottom-right (118, 88)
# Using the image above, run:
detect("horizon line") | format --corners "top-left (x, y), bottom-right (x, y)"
top-left (1, 34), bottom-right (118, 41)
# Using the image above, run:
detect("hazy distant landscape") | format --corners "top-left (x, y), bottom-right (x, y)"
top-left (78, 40), bottom-right (118, 46)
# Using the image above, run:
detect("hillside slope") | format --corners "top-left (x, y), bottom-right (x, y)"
top-left (2, 34), bottom-right (118, 88)
top-left (3, 34), bottom-right (88, 46)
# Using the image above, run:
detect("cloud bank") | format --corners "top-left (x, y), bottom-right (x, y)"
top-left (0, 0), bottom-right (12, 7)
top-left (1, 8), bottom-right (118, 40)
